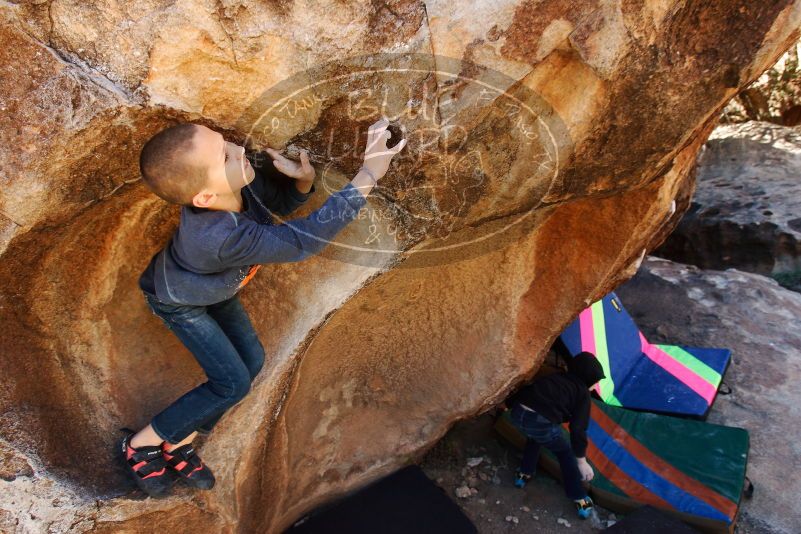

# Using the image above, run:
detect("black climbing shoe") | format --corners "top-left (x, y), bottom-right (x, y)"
top-left (161, 443), bottom-right (215, 490)
top-left (119, 431), bottom-right (174, 497)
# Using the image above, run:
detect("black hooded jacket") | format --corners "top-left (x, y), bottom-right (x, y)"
top-left (505, 353), bottom-right (605, 457)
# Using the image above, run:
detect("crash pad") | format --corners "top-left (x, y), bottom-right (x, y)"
top-left (494, 400), bottom-right (749, 534)
top-left (285, 464), bottom-right (477, 534)
top-left (558, 291), bottom-right (731, 418)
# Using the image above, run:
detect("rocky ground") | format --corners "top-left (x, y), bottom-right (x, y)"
top-left (618, 257), bottom-right (801, 534)
top-left (421, 255), bottom-right (801, 534)
top-left (419, 411), bottom-right (617, 534)
top-left (654, 122), bottom-right (801, 292)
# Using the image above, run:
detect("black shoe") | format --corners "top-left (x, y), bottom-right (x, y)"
top-left (162, 443), bottom-right (215, 490)
top-left (119, 431), bottom-right (174, 497)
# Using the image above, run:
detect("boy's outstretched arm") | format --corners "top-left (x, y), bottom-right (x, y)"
top-left (569, 395), bottom-right (595, 481)
top-left (221, 118), bottom-right (406, 265)
top-left (218, 180), bottom-right (367, 265)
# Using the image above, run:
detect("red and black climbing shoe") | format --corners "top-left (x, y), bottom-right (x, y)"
top-left (120, 431), bottom-right (174, 497)
top-left (161, 443), bottom-right (215, 490)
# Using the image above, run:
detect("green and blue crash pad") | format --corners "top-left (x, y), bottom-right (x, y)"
top-left (495, 401), bottom-right (749, 534)
top-left (558, 291), bottom-right (732, 418)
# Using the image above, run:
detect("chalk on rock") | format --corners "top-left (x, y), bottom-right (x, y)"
top-left (466, 457), bottom-right (484, 467)
top-left (557, 517), bottom-right (572, 527)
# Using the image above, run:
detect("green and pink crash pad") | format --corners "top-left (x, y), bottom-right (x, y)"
top-left (557, 292), bottom-right (732, 419)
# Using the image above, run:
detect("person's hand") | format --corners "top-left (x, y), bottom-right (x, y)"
top-left (576, 457), bottom-right (594, 481)
top-left (361, 117), bottom-right (407, 180)
top-left (264, 147), bottom-right (315, 182)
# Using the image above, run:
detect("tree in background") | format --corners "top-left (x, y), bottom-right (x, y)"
top-left (722, 40), bottom-right (801, 125)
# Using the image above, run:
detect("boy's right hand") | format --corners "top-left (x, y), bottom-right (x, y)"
top-left (361, 117), bottom-right (407, 180)
top-left (576, 457), bottom-right (594, 481)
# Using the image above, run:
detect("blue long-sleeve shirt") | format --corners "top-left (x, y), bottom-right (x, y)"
top-left (139, 159), bottom-right (367, 306)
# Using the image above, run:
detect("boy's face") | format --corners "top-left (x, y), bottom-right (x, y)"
top-left (187, 124), bottom-right (256, 208)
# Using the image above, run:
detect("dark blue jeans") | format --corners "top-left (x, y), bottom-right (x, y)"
top-left (142, 291), bottom-right (265, 444)
top-left (509, 403), bottom-right (587, 501)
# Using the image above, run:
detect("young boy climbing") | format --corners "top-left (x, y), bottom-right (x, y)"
top-left (502, 352), bottom-right (605, 519)
top-left (123, 118), bottom-right (406, 497)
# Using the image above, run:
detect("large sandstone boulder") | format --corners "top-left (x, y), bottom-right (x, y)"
top-left (1, 1), bottom-right (800, 532)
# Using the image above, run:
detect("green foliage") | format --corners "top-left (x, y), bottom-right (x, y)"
top-left (772, 270), bottom-right (801, 292)
top-left (722, 41), bottom-right (801, 125)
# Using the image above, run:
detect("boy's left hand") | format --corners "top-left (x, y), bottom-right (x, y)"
top-left (264, 147), bottom-right (315, 182)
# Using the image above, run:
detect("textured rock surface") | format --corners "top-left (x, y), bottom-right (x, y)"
top-left (1, 1), bottom-right (800, 532)
top-left (655, 121), bottom-right (801, 286)
top-left (618, 256), bottom-right (801, 534)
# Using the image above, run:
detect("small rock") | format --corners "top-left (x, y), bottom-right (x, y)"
top-left (505, 515), bottom-right (519, 524)
top-left (495, 500), bottom-right (501, 505)
top-left (455, 486), bottom-right (471, 499)
top-left (469, 488), bottom-right (478, 495)
top-left (466, 457), bottom-right (484, 467)
top-left (520, 506), bottom-right (530, 512)
top-left (532, 514), bottom-right (539, 521)
top-left (557, 517), bottom-right (572, 527)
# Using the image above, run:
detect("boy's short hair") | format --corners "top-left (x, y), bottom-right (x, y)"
top-left (139, 123), bottom-right (209, 205)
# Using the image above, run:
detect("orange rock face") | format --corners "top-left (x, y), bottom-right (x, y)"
top-left (1, 1), bottom-right (799, 532)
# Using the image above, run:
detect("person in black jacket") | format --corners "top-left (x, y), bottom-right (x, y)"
top-left (503, 352), bottom-right (605, 519)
